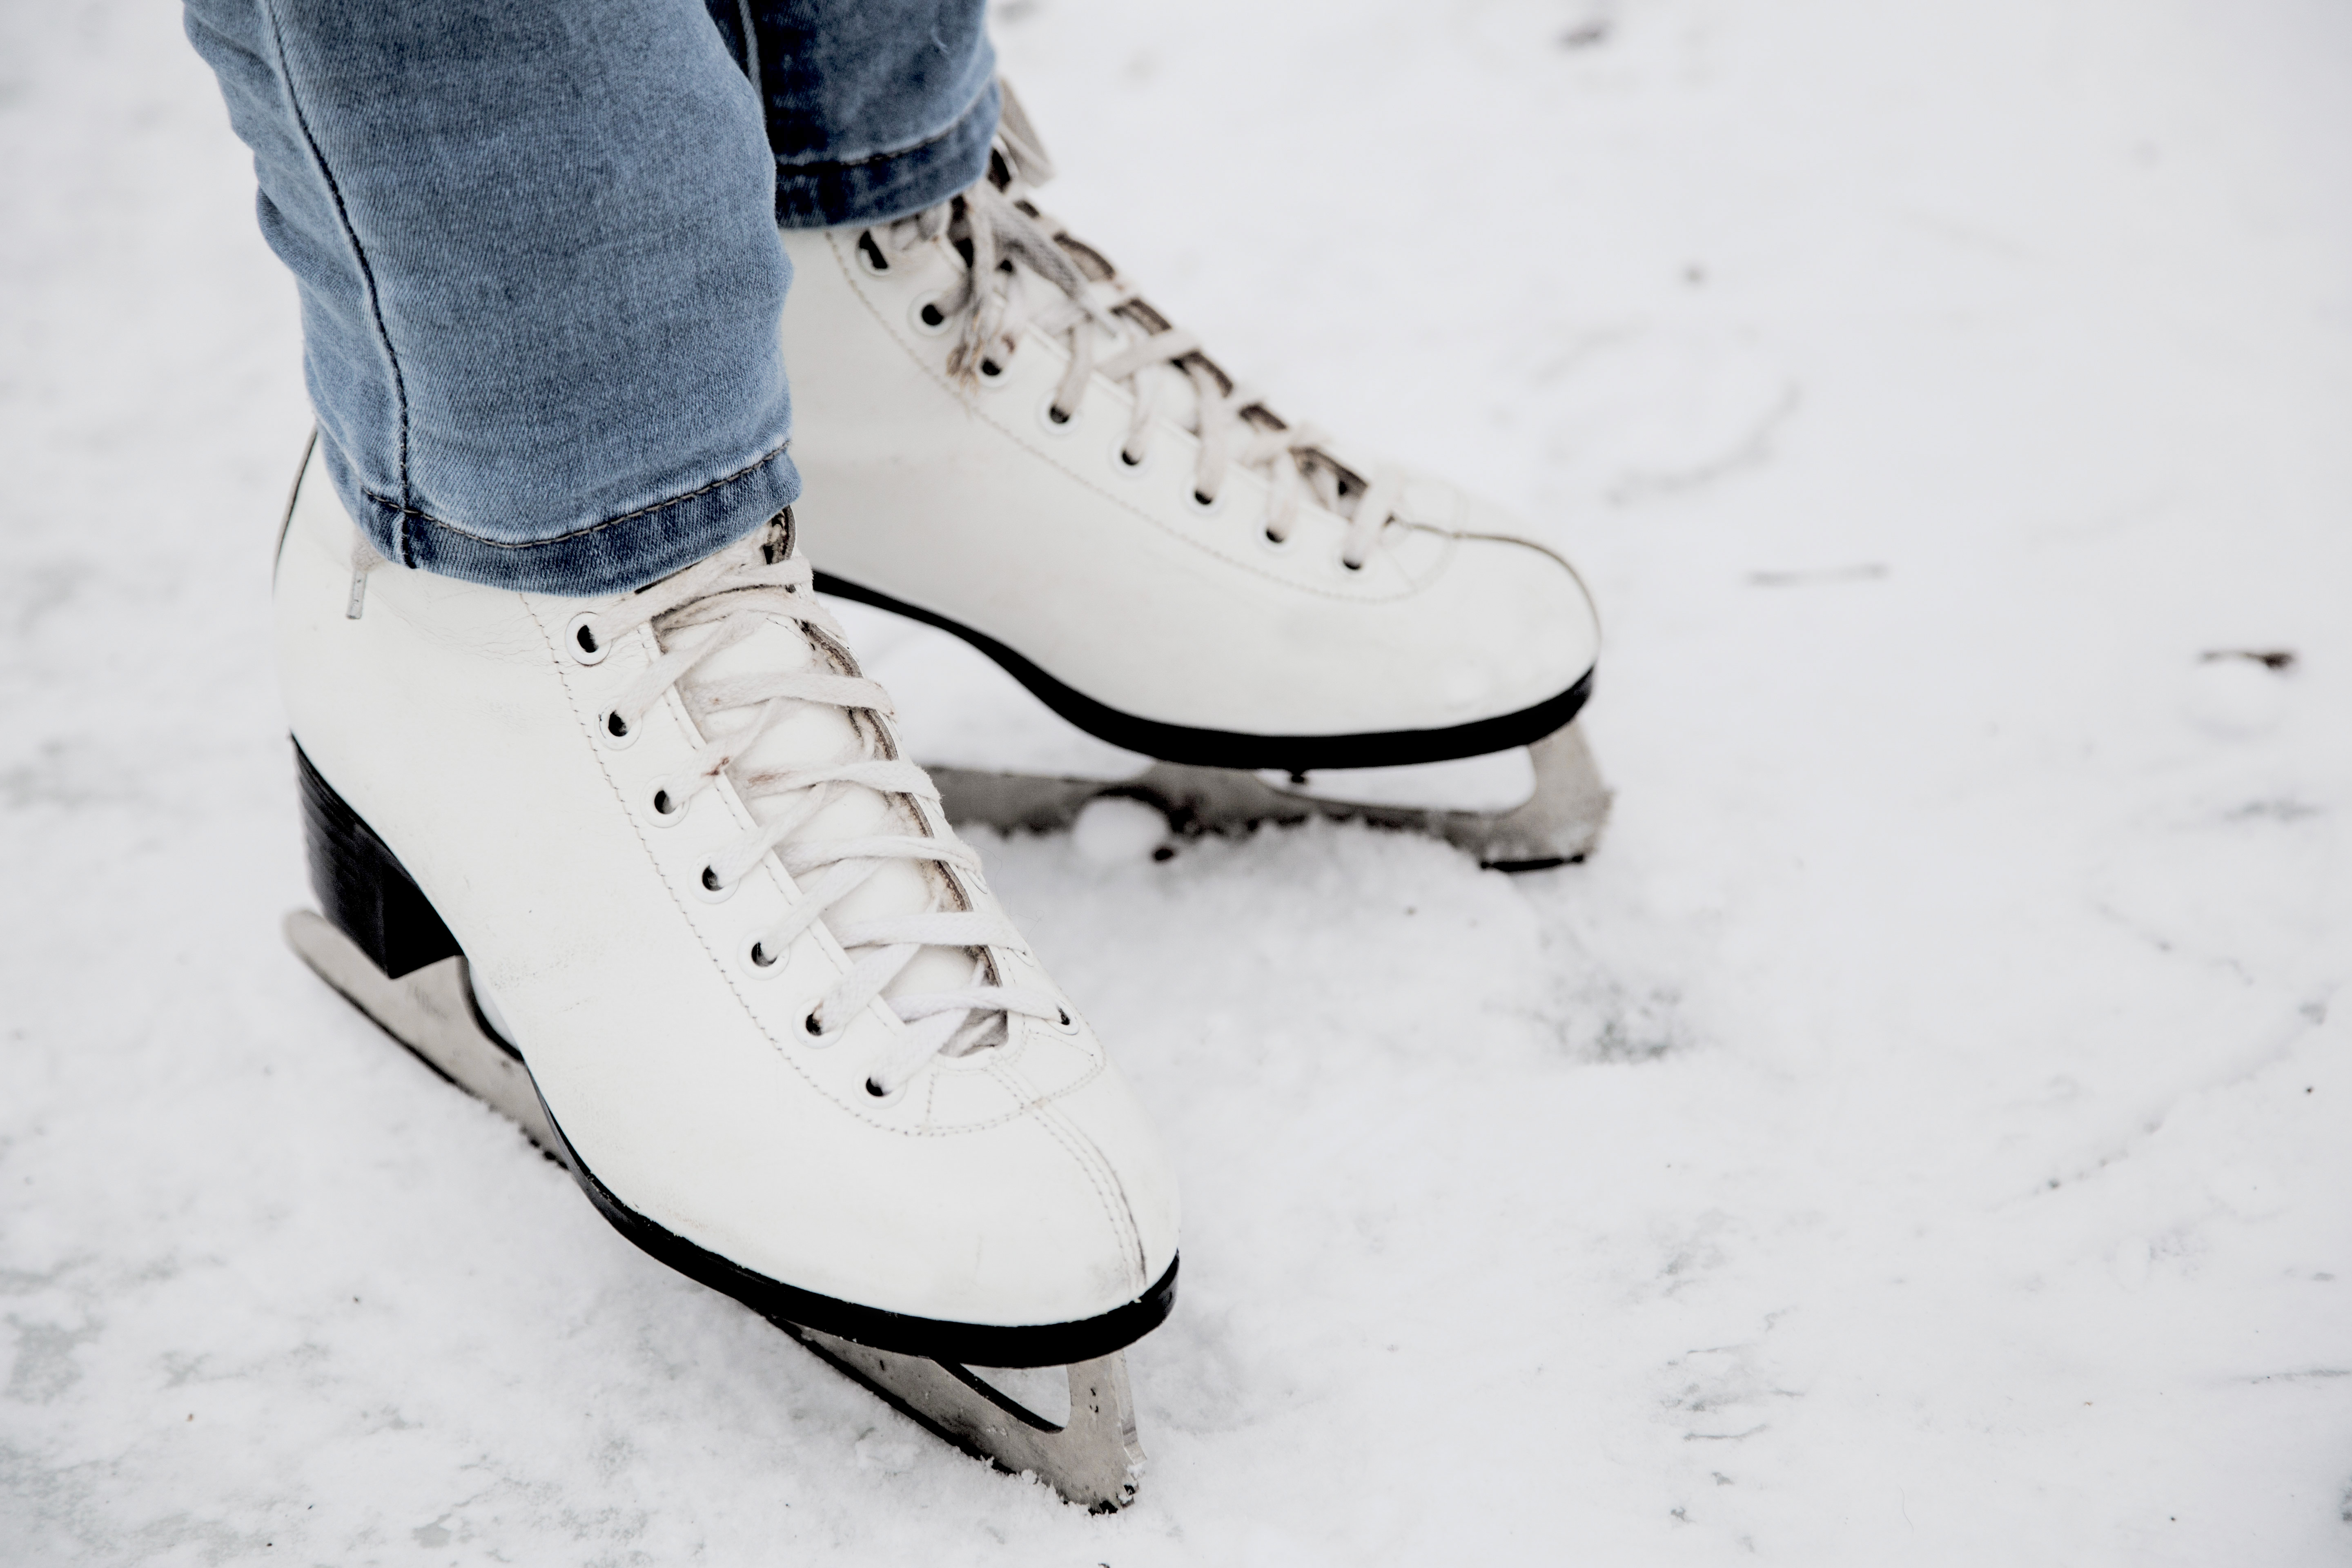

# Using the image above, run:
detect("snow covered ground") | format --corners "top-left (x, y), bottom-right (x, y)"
top-left (5, 0), bottom-right (2350, 1560)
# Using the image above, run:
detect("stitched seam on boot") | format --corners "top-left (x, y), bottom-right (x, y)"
top-left (1019, 1080), bottom-right (1146, 1289)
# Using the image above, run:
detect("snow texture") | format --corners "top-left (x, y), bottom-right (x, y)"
top-left (5, 0), bottom-right (2351, 1561)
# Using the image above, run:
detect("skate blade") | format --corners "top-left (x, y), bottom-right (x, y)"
top-left (282, 909), bottom-right (1147, 1510)
top-left (931, 719), bottom-right (1612, 870)
top-left (782, 1327), bottom-right (1143, 1511)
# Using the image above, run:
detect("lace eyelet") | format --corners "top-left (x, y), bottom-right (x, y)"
top-left (1049, 1006), bottom-right (1080, 1035)
top-left (645, 781), bottom-right (686, 826)
top-left (1185, 486), bottom-right (1223, 517)
top-left (1036, 395), bottom-right (1078, 437)
top-left (564, 612), bottom-right (608, 666)
top-left (977, 352), bottom-right (1011, 383)
top-left (598, 709), bottom-right (637, 748)
top-left (1258, 526), bottom-right (1298, 555)
top-left (855, 230), bottom-right (892, 276)
top-left (741, 933), bottom-right (788, 976)
top-left (694, 864), bottom-right (738, 904)
top-left (910, 295), bottom-right (952, 336)
top-left (863, 1076), bottom-right (904, 1102)
top-left (1338, 552), bottom-right (1366, 573)
top-left (1109, 440), bottom-right (1152, 479)
top-left (802, 1008), bottom-right (842, 1045)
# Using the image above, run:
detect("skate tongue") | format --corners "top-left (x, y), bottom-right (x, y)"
top-left (964, 181), bottom-right (1389, 531)
top-left (758, 508), bottom-right (795, 563)
top-left (992, 80), bottom-right (1056, 191)
top-left (672, 608), bottom-right (981, 1013)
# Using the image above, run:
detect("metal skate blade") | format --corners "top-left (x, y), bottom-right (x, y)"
top-left (931, 719), bottom-right (1612, 869)
top-left (283, 909), bottom-right (561, 1152)
top-left (782, 1327), bottom-right (1144, 1511)
top-left (1257, 747), bottom-right (1539, 814)
top-left (281, 909), bottom-right (1149, 1508)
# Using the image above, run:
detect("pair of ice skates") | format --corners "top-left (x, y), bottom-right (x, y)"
top-left (283, 107), bottom-right (1605, 1510)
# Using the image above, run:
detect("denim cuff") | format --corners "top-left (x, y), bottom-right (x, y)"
top-left (773, 79), bottom-right (998, 229)
top-left (341, 439), bottom-right (802, 597)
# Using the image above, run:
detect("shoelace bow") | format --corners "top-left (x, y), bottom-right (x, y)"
top-left (584, 538), bottom-right (1062, 1096)
top-left (870, 109), bottom-right (1409, 572)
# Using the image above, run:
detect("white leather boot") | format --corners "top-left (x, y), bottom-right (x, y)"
top-left (273, 439), bottom-right (1178, 1381)
top-left (778, 89), bottom-right (1600, 777)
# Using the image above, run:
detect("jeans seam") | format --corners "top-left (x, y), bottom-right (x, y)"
top-left (770, 77), bottom-right (993, 175)
top-left (261, 0), bottom-right (413, 565)
top-left (360, 437), bottom-right (792, 551)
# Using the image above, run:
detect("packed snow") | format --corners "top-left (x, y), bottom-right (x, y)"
top-left (5, 0), bottom-right (2350, 1561)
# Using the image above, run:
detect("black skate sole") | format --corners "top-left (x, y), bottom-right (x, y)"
top-left (293, 741), bottom-right (1180, 1368)
top-left (813, 571), bottom-right (1595, 772)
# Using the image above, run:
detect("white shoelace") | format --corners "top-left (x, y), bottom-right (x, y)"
top-left (867, 95), bottom-right (1407, 572)
top-left (582, 528), bottom-right (1061, 1097)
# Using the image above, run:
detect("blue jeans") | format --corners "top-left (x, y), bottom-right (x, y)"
top-left (185, 0), bottom-right (996, 595)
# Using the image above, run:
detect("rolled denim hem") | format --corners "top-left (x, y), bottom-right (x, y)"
top-left (773, 78), bottom-right (998, 229)
top-left (352, 440), bottom-right (802, 597)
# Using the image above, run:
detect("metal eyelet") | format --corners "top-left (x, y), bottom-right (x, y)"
top-left (694, 863), bottom-right (738, 904)
top-left (645, 781), bottom-right (686, 826)
top-left (742, 933), bottom-right (788, 976)
top-left (910, 295), bottom-right (952, 336)
top-left (598, 709), bottom-right (637, 748)
top-left (564, 612), bottom-right (608, 666)
top-left (1037, 395), bottom-right (1078, 436)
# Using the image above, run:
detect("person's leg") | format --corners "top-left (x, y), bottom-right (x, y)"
top-left (706, 0), bottom-right (999, 229)
top-left (185, 0), bottom-right (795, 595)
top-left (189, 0), bottom-right (1180, 1437)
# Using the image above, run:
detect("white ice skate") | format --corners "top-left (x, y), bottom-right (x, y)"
top-left (273, 437), bottom-right (1176, 1509)
top-left (779, 87), bottom-right (1608, 868)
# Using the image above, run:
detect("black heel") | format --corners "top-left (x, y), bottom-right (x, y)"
top-left (294, 741), bottom-right (460, 980)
